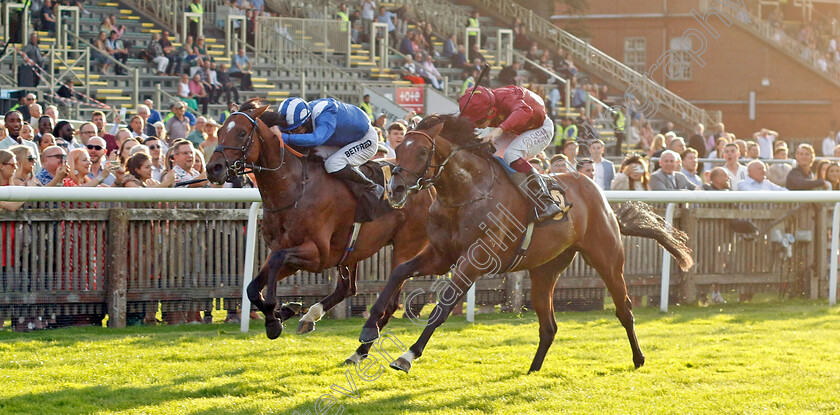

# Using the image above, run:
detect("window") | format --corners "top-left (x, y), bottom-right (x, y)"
top-left (667, 37), bottom-right (693, 80)
top-left (623, 37), bottom-right (646, 73)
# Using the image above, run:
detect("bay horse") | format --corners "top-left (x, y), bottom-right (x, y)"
top-left (358, 114), bottom-right (693, 373)
top-left (206, 100), bottom-right (434, 362)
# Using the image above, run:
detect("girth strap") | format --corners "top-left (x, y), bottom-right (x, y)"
top-left (504, 221), bottom-right (535, 273)
top-left (338, 222), bottom-right (362, 266)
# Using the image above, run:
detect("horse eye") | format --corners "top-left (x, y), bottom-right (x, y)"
top-left (419, 147), bottom-right (428, 156)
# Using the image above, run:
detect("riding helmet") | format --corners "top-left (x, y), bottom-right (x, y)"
top-left (278, 97), bottom-right (311, 132)
top-left (458, 86), bottom-right (496, 123)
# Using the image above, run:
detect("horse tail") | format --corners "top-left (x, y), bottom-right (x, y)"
top-left (615, 201), bottom-right (694, 271)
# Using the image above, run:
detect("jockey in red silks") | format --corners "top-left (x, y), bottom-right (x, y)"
top-left (458, 85), bottom-right (563, 222)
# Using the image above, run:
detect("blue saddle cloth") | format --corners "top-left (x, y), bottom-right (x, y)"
top-left (493, 156), bottom-right (518, 177)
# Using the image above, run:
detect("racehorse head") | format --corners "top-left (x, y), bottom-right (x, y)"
top-left (387, 116), bottom-right (449, 209)
top-left (206, 99), bottom-right (271, 184)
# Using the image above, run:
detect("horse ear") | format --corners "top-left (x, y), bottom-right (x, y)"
top-left (253, 104), bottom-right (270, 118)
top-left (425, 122), bottom-right (444, 138)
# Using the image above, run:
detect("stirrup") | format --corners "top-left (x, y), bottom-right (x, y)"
top-left (535, 203), bottom-right (566, 223)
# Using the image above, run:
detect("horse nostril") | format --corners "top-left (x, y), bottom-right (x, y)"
top-left (393, 185), bottom-right (406, 195)
top-left (209, 163), bottom-right (223, 174)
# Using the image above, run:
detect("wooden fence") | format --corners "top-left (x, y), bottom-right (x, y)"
top-left (0, 201), bottom-right (830, 327)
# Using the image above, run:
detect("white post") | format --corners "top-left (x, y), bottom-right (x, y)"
top-left (660, 203), bottom-right (677, 312)
top-left (466, 284), bottom-right (476, 323)
top-left (240, 201), bottom-right (262, 332)
top-left (830, 202), bottom-right (840, 306)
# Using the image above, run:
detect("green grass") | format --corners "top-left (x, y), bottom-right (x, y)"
top-left (1, 300), bottom-right (839, 414)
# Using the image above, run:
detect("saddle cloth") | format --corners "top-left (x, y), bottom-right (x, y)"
top-left (308, 146), bottom-right (393, 223)
top-left (492, 156), bottom-right (571, 222)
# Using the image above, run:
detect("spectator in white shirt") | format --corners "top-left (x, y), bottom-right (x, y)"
top-left (822, 130), bottom-right (838, 157)
top-left (722, 143), bottom-right (748, 189)
top-left (589, 139), bottom-right (614, 189)
top-left (737, 160), bottom-right (787, 191)
top-left (756, 128), bottom-right (778, 159)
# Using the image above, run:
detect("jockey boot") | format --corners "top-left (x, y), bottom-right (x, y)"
top-left (332, 165), bottom-right (385, 200)
top-left (511, 169), bottom-right (565, 223)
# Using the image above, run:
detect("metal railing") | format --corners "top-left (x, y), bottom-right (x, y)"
top-left (121, 0), bottom-right (223, 40)
top-left (256, 16), bottom-right (351, 56)
top-left (513, 50), bottom-right (572, 112)
top-left (0, 48), bottom-right (19, 86)
top-left (709, 0), bottom-right (840, 88)
top-left (67, 31), bottom-right (140, 105)
top-left (2, 188), bottom-right (838, 330)
top-left (225, 15), bottom-right (247, 57)
top-left (253, 31), bottom-right (363, 102)
top-left (121, 0), bottom-right (183, 36)
top-left (3, 2), bottom-right (30, 46)
top-left (154, 83), bottom-right (183, 109)
top-left (55, 5), bottom-right (80, 54)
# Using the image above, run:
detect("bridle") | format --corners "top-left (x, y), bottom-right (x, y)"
top-left (213, 110), bottom-right (309, 211)
top-left (212, 111), bottom-right (294, 180)
top-left (390, 130), bottom-right (444, 195)
top-left (391, 129), bottom-right (494, 208)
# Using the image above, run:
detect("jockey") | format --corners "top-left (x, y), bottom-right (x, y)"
top-left (458, 85), bottom-right (563, 222)
top-left (269, 97), bottom-right (383, 197)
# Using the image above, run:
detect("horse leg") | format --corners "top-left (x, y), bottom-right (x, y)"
top-left (246, 262), bottom-right (271, 314)
top-left (528, 250), bottom-right (577, 373)
top-left (247, 260), bottom-right (299, 323)
top-left (390, 266), bottom-right (478, 373)
top-left (261, 249), bottom-right (305, 340)
top-left (298, 264), bottom-right (357, 334)
top-left (368, 236), bottom-right (429, 334)
top-left (359, 246), bottom-right (445, 343)
top-left (580, 237), bottom-right (645, 368)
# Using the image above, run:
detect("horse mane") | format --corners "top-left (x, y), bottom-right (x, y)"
top-left (240, 97), bottom-right (323, 162)
top-left (414, 114), bottom-right (492, 158)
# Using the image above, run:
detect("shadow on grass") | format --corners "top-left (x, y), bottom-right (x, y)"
top-left (0, 299), bottom-right (832, 349)
top-left (0, 382), bottom-right (270, 415)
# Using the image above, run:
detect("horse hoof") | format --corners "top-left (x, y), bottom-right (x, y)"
top-left (297, 320), bottom-right (315, 334)
top-left (359, 326), bottom-right (380, 343)
top-left (284, 302), bottom-right (303, 314)
top-left (265, 320), bottom-right (283, 340)
top-left (343, 353), bottom-right (367, 366)
top-left (634, 354), bottom-right (646, 369)
top-left (277, 303), bottom-right (301, 322)
top-left (389, 357), bottom-right (411, 373)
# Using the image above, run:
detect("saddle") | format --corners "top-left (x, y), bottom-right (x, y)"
top-left (298, 146), bottom-right (394, 223)
top-left (492, 156), bottom-right (572, 223)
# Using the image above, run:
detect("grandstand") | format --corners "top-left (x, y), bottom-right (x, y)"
top-left (1, 0), bottom-right (726, 153)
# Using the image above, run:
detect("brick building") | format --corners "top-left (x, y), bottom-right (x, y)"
top-left (552, 0), bottom-right (840, 140)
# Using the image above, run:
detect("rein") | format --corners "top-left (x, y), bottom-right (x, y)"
top-left (393, 129), bottom-right (496, 208)
top-left (213, 111), bottom-right (305, 178)
top-left (214, 111), bottom-right (307, 211)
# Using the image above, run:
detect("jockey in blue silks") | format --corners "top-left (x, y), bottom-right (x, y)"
top-left (269, 97), bottom-right (383, 197)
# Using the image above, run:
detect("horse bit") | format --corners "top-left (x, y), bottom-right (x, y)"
top-left (212, 111), bottom-right (288, 179)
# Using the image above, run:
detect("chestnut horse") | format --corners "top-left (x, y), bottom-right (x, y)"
top-left (358, 114), bottom-right (693, 373)
top-left (206, 101), bottom-right (433, 363)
